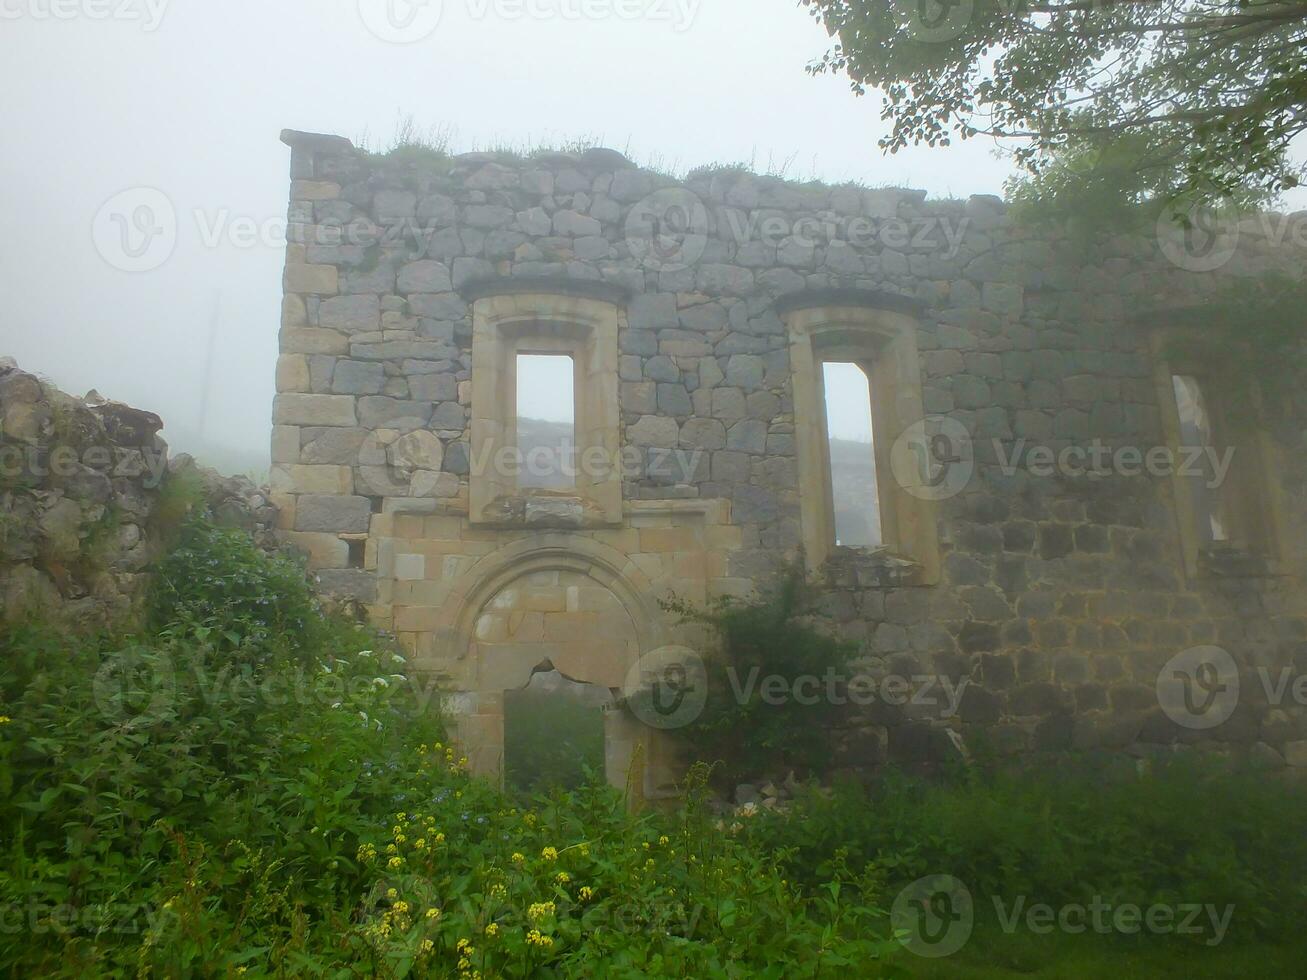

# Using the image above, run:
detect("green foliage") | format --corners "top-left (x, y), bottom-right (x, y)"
top-left (147, 463), bottom-right (206, 540)
top-left (0, 523), bottom-right (894, 975)
top-left (663, 571), bottom-right (856, 786)
top-left (147, 516), bottom-right (320, 655)
top-left (1160, 273), bottom-right (1307, 410)
top-left (0, 518), bottom-right (444, 974)
top-left (742, 761), bottom-right (1307, 945)
top-left (354, 763), bottom-right (894, 977)
top-left (503, 685), bottom-right (606, 797)
top-left (803, 0), bottom-right (1307, 210)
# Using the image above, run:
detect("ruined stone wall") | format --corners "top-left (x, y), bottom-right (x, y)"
top-left (272, 129), bottom-right (1307, 786)
top-left (0, 359), bottom-right (276, 629)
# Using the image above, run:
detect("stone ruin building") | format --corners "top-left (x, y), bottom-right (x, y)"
top-left (271, 128), bottom-right (1307, 797)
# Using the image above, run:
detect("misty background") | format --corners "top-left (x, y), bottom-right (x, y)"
top-left (4, 0), bottom-right (1304, 478)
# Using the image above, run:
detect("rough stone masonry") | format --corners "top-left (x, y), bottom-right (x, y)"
top-left (272, 129), bottom-right (1307, 794)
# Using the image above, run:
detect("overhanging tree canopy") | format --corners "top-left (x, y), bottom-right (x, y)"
top-left (802, 0), bottom-right (1307, 213)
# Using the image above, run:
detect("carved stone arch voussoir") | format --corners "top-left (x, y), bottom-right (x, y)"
top-left (430, 533), bottom-right (665, 667)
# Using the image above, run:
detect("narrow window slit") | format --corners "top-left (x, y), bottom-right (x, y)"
top-left (515, 353), bottom-right (576, 489)
top-left (822, 361), bottom-right (881, 548)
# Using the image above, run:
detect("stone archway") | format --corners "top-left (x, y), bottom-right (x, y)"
top-left (430, 534), bottom-right (669, 794)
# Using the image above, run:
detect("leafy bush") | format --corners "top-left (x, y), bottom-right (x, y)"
top-left (0, 517), bottom-right (444, 974)
top-left (148, 517), bottom-right (321, 655)
top-left (663, 572), bottom-right (855, 786)
top-left (0, 521), bottom-right (895, 976)
top-left (741, 762), bottom-right (1307, 945)
top-left (353, 763), bottom-right (894, 977)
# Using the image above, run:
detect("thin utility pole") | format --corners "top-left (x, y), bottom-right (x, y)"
top-left (196, 289), bottom-right (221, 442)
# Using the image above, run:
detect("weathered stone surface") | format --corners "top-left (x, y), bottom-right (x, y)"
top-left (388, 430), bottom-right (444, 472)
top-left (263, 135), bottom-right (1307, 785)
top-left (357, 397), bottom-right (433, 428)
top-left (397, 260), bottom-right (453, 294)
top-left (319, 294), bottom-right (380, 333)
top-left (332, 360), bottom-right (384, 395)
top-left (628, 415), bottom-right (679, 448)
top-left (273, 393), bottom-right (357, 427)
top-left (680, 417), bottom-right (727, 450)
top-left (296, 494), bottom-right (372, 533)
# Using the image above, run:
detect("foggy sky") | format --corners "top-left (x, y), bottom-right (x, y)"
top-left (4, 1), bottom-right (1302, 473)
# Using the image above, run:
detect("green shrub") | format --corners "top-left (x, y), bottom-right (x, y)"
top-left (742, 762), bottom-right (1307, 945)
top-left (147, 516), bottom-right (320, 655)
top-left (353, 763), bottom-right (895, 977)
top-left (663, 571), bottom-right (855, 786)
top-left (0, 517), bottom-right (445, 974)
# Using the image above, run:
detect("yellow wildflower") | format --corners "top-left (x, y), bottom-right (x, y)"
top-left (578, 886), bottom-right (596, 902)
top-left (527, 929), bottom-right (554, 949)
top-left (540, 846), bottom-right (558, 861)
top-left (419, 939), bottom-right (434, 954)
top-left (658, 836), bottom-right (669, 846)
top-left (527, 901), bottom-right (556, 922)
top-left (426, 907), bottom-right (441, 920)
top-left (554, 872), bottom-right (570, 884)
top-left (388, 856), bottom-right (404, 869)
top-left (511, 852), bottom-right (525, 865)
top-left (484, 922), bottom-right (499, 937)
top-left (386, 888), bottom-right (398, 900)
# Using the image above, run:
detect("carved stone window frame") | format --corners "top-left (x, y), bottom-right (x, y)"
top-left (468, 287), bottom-right (623, 527)
top-left (783, 296), bottom-right (941, 584)
top-left (1150, 330), bottom-right (1288, 581)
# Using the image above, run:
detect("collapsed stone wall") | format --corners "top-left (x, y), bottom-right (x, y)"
top-left (0, 359), bottom-right (276, 628)
top-left (272, 129), bottom-right (1307, 782)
